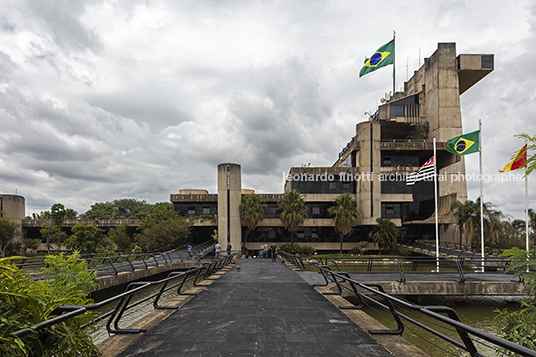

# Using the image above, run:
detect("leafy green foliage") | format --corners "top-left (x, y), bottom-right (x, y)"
top-left (277, 190), bottom-right (308, 244)
top-left (138, 202), bottom-right (191, 250)
top-left (240, 194), bottom-right (267, 248)
top-left (330, 193), bottom-right (358, 254)
top-left (494, 247), bottom-right (536, 355)
top-left (372, 218), bottom-right (400, 255)
top-left (23, 238), bottom-right (41, 256)
top-left (0, 253), bottom-right (101, 356)
top-left (407, 121), bottom-right (429, 140)
top-left (108, 224), bottom-right (132, 252)
top-left (279, 244), bottom-right (315, 255)
top-left (0, 215), bottom-right (20, 257)
top-left (80, 198), bottom-right (153, 219)
top-left (65, 223), bottom-right (112, 254)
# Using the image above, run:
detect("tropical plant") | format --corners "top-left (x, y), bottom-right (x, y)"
top-left (372, 218), bottom-right (400, 255)
top-left (277, 190), bottom-right (308, 245)
top-left (239, 194), bottom-right (267, 249)
top-left (279, 244), bottom-right (315, 255)
top-left (528, 208), bottom-right (536, 247)
top-left (0, 253), bottom-right (101, 356)
top-left (494, 247), bottom-right (536, 355)
top-left (0, 215), bottom-right (20, 257)
top-left (23, 238), bottom-right (42, 256)
top-left (450, 199), bottom-right (478, 248)
top-left (330, 193), bottom-right (358, 254)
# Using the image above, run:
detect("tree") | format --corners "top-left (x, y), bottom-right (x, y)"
top-left (330, 193), bottom-right (358, 254)
top-left (277, 190), bottom-right (308, 245)
top-left (0, 215), bottom-right (20, 257)
top-left (80, 199), bottom-right (153, 219)
top-left (372, 218), bottom-right (400, 255)
top-left (40, 203), bottom-right (68, 253)
top-left (450, 199), bottom-right (478, 248)
top-left (240, 194), bottom-right (267, 249)
top-left (108, 224), bottom-right (132, 252)
top-left (528, 208), bottom-right (536, 247)
top-left (494, 247), bottom-right (536, 355)
top-left (138, 202), bottom-right (191, 251)
top-left (0, 253), bottom-right (101, 356)
top-left (65, 224), bottom-right (111, 254)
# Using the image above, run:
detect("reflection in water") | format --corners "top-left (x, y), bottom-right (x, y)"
top-left (354, 295), bottom-right (525, 357)
top-left (89, 271), bottom-right (191, 345)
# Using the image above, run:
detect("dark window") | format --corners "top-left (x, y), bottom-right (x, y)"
top-left (482, 55), bottom-right (494, 69)
top-left (329, 182), bottom-right (337, 190)
top-left (202, 207), bottom-right (211, 215)
top-left (391, 105), bottom-right (404, 117)
top-left (188, 207), bottom-right (196, 215)
top-left (382, 156), bottom-right (392, 166)
top-left (312, 206), bottom-right (320, 215)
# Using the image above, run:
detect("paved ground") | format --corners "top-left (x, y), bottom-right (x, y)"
top-left (116, 259), bottom-right (393, 357)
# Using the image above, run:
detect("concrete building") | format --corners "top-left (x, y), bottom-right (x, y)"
top-left (171, 43), bottom-right (494, 253)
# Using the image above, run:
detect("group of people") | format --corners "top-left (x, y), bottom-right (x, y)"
top-left (213, 241), bottom-right (278, 262)
top-left (258, 243), bottom-right (278, 262)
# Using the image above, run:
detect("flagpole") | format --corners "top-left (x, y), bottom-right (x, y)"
top-left (433, 138), bottom-right (439, 272)
top-left (392, 30), bottom-right (396, 95)
top-left (479, 119), bottom-right (485, 273)
top-left (525, 140), bottom-right (529, 269)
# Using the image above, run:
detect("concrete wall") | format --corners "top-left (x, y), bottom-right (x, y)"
top-left (0, 194), bottom-right (25, 244)
top-left (217, 163), bottom-right (242, 252)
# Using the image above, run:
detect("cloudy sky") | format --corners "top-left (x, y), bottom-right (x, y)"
top-left (1, 0), bottom-right (535, 220)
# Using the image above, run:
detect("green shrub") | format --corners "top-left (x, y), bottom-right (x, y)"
top-left (279, 244), bottom-right (315, 255)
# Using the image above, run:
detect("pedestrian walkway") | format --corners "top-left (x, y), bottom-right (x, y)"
top-left (116, 259), bottom-right (393, 357)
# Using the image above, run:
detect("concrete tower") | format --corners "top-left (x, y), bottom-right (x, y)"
top-left (217, 163), bottom-right (242, 252)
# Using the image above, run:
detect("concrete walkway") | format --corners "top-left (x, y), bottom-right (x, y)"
top-left (115, 259), bottom-right (394, 357)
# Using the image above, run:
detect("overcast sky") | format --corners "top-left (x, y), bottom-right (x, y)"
top-left (1, 0), bottom-right (535, 220)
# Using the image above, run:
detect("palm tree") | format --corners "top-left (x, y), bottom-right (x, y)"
top-left (450, 199), bottom-right (477, 248)
top-left (330, 193), bottom-right (358, 254)
top-left (239, 194), bottom-right (267, 249)
top-left (277, 190), bottom-right (307, 245)
top-left (372, 218), bottom-right (400, 255)
top-left (484, 206), bottom-right (507, 253)
top-left (528, 208), bottom-right (536, 247)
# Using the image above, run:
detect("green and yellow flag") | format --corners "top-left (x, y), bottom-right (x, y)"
top-left (446, 130), bottom-right (480, 155)
top-left (359, 40), bottom-right (394, 77)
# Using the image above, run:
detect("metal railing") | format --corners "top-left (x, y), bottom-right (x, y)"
top-left (11, 240), bottom-right (216, 278)
top-left (313, 263), bottom-right (536, 357)
top-left (10, 254), bottom-right (235, 339)
top-left (310, 256), bottom-right (524, 283)
top-left (278, 251), bottom-right (306, 270)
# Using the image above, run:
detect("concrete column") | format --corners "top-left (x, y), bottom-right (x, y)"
top-left (217, 163), bottom-right (242, 253)
top-left (0, 194), bottom-right (25, 243)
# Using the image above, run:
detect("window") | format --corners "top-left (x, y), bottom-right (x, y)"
top-left (329, 182), bottom-right (337, 190)
top-left (312, 206), bottom-right (320, 215)
top-left (482, 55), bottom-right (494, 69)
top-left (187, 207), bottom-right (196, 215)
top-left (202, 207), bottom-right (211, 215)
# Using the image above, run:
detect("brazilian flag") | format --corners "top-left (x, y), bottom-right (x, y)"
top-left (359, 40), bottom-right (394, 77)
top-left (446, 130), bottom-right (480, 155)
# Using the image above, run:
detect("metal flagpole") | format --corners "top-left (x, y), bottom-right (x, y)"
top-left (525, 140), bottom-right (529, 270)
top-left (433, 138), bottom-right (439, 272)
top-left (392, 30), bottom-right (396, 96)
top-left (479, 119), bottom-right (485, 273)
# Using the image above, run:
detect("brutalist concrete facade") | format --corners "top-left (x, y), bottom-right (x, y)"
top-left (172, 43), bottom-right (494, 250)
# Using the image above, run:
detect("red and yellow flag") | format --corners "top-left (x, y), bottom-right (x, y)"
top-left (499, 144), bottom-right (528, 172)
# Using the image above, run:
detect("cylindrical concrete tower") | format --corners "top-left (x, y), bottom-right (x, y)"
top-left (0, 194), bottom-right (25, 221)
top-left (217, 163), bottom-right (242, 253)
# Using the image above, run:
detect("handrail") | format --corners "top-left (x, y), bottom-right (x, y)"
top-left (306, 256), bottom-right (529, 283)
top-left (10, 254), bottom-right (235, 338)
top-left (313, 263), bottom-right (536, 357)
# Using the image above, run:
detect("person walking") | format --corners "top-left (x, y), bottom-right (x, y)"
top-left (215, 242), bottom-right (221, 259)
top-left (263, 243), bottom-right (269, 259)
top-left (227, 242), bottom-right (232, 256)
top-left (269, 244), bottom-right (277, 262)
